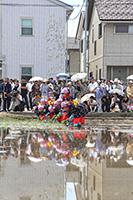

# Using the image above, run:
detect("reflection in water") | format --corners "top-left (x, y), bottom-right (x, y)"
top-left (0, 128), bottom-right (88, 166)
top-left (0, 127), bottom-right (133, 200)
top-left (0, 127), bottom-right (133, 166)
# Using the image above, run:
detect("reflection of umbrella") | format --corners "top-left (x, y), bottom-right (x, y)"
top-left (71, 157), bottom-right (86, 167)
top-left (127, 75), bottom-right (133, 80)
top-left (126, 159), bottom-right (133, 166)
top-left (29, 76), bottom-right (43, 82)
top-left (111, 89), bottom-right (124, 96)
top-left (55, 159), bottom-right (69, 167)
top-left (86, 141), bottom-right (95, 148)
top-left (81, 93), bottom-right (95, 103)
top-left (28, 156), bottom-right (42, 163)
top-left (71, 73), bottom-right (87, 81)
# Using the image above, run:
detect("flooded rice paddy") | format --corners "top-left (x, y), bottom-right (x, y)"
top-left (0, 122), bottom-right (133, 200)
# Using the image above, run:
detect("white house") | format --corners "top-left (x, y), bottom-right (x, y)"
top-left (0, 0), bottom-right (73, 80)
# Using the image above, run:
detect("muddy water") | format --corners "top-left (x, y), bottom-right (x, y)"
top-left (0, 127), bottom-right (133, 200)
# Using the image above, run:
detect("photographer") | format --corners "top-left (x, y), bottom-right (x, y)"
top-left (10, 91), bottom-right (25, 112)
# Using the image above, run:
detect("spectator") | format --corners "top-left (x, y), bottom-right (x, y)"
top-left (3, 78), bottom-right (12, 112)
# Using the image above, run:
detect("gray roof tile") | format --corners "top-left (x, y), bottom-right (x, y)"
top-left (95, 0), bottom-right (133, 20)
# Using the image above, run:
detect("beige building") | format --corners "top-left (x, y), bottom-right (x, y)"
top-left (87, 159), bottom-right (133, 200)
top-left (67, 37), bottom-right (80, 75)
top-left (87, 0), bottom-right (133, 81)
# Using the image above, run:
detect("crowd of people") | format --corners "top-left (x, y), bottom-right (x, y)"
top-left (0, 76), bottom-right (133, 113)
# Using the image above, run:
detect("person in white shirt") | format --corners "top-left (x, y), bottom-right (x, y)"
top-left (88, 78), bottom-right (98, 93)
top-left (26, 81), bottom-right (34, 109)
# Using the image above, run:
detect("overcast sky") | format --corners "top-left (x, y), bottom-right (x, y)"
top-left (61, 0), bottom-right (84, 37)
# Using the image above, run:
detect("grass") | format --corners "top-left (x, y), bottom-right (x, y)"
top-left (0, 115), bottom-right (67, 130)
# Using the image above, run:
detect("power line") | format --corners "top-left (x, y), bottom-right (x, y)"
top-left (69, 0), bottom-right (85, 20)
top-left (0, 3), bottom-right (80, 7)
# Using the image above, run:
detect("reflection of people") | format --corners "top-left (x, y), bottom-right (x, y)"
top-left (126, 142), bottom-right (133, 158)
top-left (31, 138), bottom-right (40, 158)
top-left (20, 139), bottom-right (27, 161)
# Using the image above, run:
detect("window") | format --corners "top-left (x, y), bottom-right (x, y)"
top-left (99, 69), bottom-right (101, 79)
top-left (115, 24), bottom-right (133, 33)
top-left (96, 65), bottom-right (98, 80)
top-left (115, 24), bottom-right (128, 33)
top-left (92, 28), bottom-right (94, 43)
top-left (128, 24), bottom-right (133, 33)
top-left (98, 23), bottom-right (102, 39)
top-left (81, 40), bottom-right (83, 53)
top-left (21, 66), bottom-right (32, 80)
top-left (80, 171), bottom-right (82, 184)
top-left (97, 193), bottom-right (101, 200)
top-left (93, 175), bottom-right (96, 191)
top-left (94, 41), bottom-right (97, 55)
top-left (21, 19), bottom-right (33, 36)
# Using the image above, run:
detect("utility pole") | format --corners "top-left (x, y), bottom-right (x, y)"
top-left (0, 0), bottom-right (2, 57)
top-left (83, 0), bottom-right (88, 74)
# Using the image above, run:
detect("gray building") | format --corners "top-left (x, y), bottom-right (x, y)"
top-left (87, 0), bottom-right (133, 81)
top-left (67, 37), bottom-right (80, 75)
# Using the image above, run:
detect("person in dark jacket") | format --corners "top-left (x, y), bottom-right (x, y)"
top-left (3, 78), bottom-right (12, 111)
top-left (0, 79), bottom-right (4, 110)
top-left (20, 79), bottom-right (29, 111)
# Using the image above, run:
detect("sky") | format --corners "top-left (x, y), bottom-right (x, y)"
top-left (61, 0), bottom-right (84, 37)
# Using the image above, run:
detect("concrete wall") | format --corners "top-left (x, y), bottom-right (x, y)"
top-left (103, 23), bottom-right (133, 79)
top-left (67, 37), bottom-right (80, 74)
top-left (1, 0), bottom-right (68, 79)
top-left (68, 49), bottom-right (80, 74)
top-left (87, 160), bottom-right (133, 200)
top-left (0, 158), bottom-right (65, 200)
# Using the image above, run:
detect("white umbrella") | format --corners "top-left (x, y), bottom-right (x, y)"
top-left (56, 73), bottom-right (69, 77)
top-left (81, 93), bottom-right (95, 103)
top-left (86, 141), bottom-right (95, 148)
top-left (111, 89), bottom-right (124, 96)
top-left (56, 73), bottom-right (70, 80)
top-left (71, 157), bottom-right (86, 167)
top-left (29, 76), bottom-right (43, 82)
top-left (127, 75), bottom-right (133, 80)
top-left (28, 156), bottom-right (42, 163)
top-left (71, 73), bottom-right (87, 82)
top-left (126, 159), bottom-right (133, 166)
top-left (55, 159), bottom-right (69, 167)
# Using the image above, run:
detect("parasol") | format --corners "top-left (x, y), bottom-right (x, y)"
top-left (56, 73), bottom-right (70, 80)
top-left (71, 73), bottom-right (87, 82)
top-left (81, 93), bottom-right (95, 103)
top-left (111, 89), bottom-right (124, 96)
top-left (29, 76), bottom-right (43, 82)
top-left (127, 74), bottom-right (133, 80)
top-left (55, 159), bottom-right (69, 167)
top-left (126, 159), bottom-right (133, 166)
top-left (28, 156), bottom-right (42, 163)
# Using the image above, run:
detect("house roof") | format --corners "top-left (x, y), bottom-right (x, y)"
top-left (75, 11), bottom-right (85, 39)
top-left (49, 0), bottom-right (73, 10)
top-left (95, 0), bottom-right (133, 21)
top-left (87, 0), bottom-right (133, 29)
top-left (48, 0), bottom-right (73, 16)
